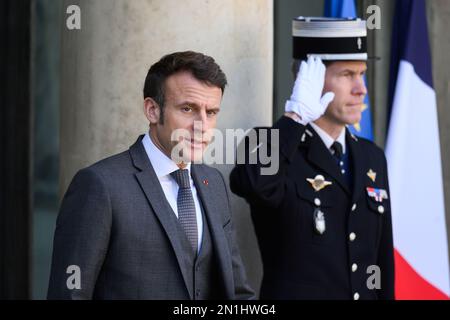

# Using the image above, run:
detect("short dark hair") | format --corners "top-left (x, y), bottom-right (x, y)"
top-left (143, 51), bottom-right (227, 116)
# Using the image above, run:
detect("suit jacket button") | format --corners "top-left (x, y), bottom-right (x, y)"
top-left (349, 232), bottom-right (356, 241)
top-left (351, 263), bottom-right (358, 272)
top-left (314, 198), bottom-right (321, 206)
top-left (353, 292), bottom-right (360, 300)
top-left (378, 205), bottom-right (385, 214)
top-left (351, 203), bottom-right (357, 212)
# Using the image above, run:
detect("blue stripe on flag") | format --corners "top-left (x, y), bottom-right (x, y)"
top-left (388, 0), bottom-right (433, 122)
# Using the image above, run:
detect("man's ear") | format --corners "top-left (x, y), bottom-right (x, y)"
top-left (143, 97), bottom-right (161, 124)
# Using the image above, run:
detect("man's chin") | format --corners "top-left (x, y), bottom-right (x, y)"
top-left (170, 141), bottom-right (206, 163)
top-left (346, 116), bottom-right (362, 127)
top-left (182, 147), bottom-right (205, 164)
top-left (345, 111), bottom-right (362, 125)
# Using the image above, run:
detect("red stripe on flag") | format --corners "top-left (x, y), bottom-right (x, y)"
top-left (395, 249), bottom-right (449, 300)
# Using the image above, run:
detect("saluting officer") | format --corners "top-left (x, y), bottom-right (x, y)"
top-left (230, 17), bottom-right (394, 300)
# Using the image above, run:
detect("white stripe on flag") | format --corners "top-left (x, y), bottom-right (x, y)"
top-left (386, 60), bottom-right (450, 296)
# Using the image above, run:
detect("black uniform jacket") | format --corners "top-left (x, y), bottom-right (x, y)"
top-left (230, 116), bottom-right (395, 300)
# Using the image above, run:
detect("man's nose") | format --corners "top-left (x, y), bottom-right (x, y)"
top-left (193, 111), bottom-right (208, 134)
top-left (197, 111), bottom-right (209, 127)
top-left (352, 76), bottom-right (367, 96)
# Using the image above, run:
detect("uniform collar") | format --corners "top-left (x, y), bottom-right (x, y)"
top-left (310, 122), bottom-right (346, 154)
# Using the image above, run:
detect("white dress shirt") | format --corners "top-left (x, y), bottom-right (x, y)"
top-left (142, 133), bottom-right (203, 253)
top-left (310, 122), bottom-right (347, 155)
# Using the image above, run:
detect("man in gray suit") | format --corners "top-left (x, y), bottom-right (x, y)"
top-left (48, 51), bottom-right (254, 300)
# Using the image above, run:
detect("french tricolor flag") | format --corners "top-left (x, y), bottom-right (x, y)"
top-left (385, 0), bottom-right (450, 299)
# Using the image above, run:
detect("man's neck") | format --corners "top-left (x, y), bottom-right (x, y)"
top-left (313, 119), bottom-right (346, 140)
top-left (148, 129), bottom-right (190, 168)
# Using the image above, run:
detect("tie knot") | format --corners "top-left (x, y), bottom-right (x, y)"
top-left (171, 169), bottom-right (191, 189)
top-left (331, 141), bottom-right (343, 159)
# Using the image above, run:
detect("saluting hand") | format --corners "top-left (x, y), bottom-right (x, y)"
top-left (285, 56), bottom-right (335, 125)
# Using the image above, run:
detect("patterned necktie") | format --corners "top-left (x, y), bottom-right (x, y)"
top-left (171, 169), bottom-right (198, 253)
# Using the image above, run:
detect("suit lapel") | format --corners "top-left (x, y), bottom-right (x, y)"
top-left (306, 126), bottom-right (351, 195)
top-left (191, 165), bottom-right (234, 299)
top-left (129, 137), bottom-right (194, 299)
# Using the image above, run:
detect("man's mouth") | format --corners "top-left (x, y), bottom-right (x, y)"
top-left (187, 139), bottom-right (207, 148)
top-left (347, 103), bottom-right (364, 109)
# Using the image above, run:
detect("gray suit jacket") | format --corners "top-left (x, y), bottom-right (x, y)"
top-left (47, 136), bottom-right (254, 300)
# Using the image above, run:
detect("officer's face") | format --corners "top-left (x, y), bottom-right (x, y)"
top-left (144, 71), bottom-right (222, 163)
top-left (321, 61), bottom-right (367, 126)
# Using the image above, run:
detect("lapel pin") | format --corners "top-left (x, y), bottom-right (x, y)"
top-left (203, 179), bottom-right (209, 186)
top-left (307, 175), bottom-right (332, 192)
top-left (367, 169), bottom-right (377, 182)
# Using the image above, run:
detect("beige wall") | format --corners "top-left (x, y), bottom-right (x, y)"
top-left (59, 0), bottom-right (272, 293)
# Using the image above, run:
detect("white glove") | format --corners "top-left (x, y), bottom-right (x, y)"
top-left (285, 56), bottom-right (335, 125)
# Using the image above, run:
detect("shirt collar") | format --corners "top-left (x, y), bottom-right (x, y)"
top-left (142, 132), bottom-right (191, 178)
top-left (309, 122), bottom-right (347, 155)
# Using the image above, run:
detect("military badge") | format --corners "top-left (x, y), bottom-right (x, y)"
top-left (306, 175), bottom-right (332, 192)
top-left (366, 187), bottom-right (388, 202)
top-left (367, 169), bottom-right (377, 182)
top-left (314, 208), bottom-right (326, 235)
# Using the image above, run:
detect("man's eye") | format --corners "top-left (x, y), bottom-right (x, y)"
top-left (207, 110), bottom-right (217, 116)
top-left (182, 106), bottom-right (193, 112)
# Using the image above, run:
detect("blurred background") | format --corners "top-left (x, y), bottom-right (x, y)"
top-left (1, 0), bottom-right (449, 299)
